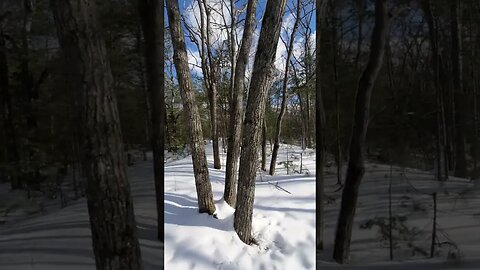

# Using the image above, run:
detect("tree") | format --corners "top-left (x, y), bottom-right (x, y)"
top-left (224, 0), bottom-right (258, 207)
top-left (333, 0), bottom-right (390, 263)
top-left (316, 0), bottom-right (329, 251)
top-left (451, 0), bottom-right (467, 178)
top-left (166, 0), bottom-right (216, 214)
top-left (269, 0), bottom-right (302, 176)
top-left (50, 0), bottom-right (142, 269)
top-left (421, 0), bottom-right (449, 181)
top-left (234, 0), bottom-right (287, 244)
top-left (0, 10), bottom-right (21, 190)
top-left (137, 0), bottom-right (165, 242)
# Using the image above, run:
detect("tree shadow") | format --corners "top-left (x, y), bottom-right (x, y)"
top-left (164, 192), bottom-right (232, 232)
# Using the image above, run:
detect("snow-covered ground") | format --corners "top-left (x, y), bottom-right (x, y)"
top-left (318, 163), bottom-right (480, 269)
top-left (164, 143), bottom-right (316, 270)
top-left (0, 159), bottom-right (163, 269)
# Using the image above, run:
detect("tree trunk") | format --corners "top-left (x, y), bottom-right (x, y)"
top-left (234, 0), bottom-right (287, 244)
top-left (166, 0), bottom-right (216, 214)
top-left (135, 28), bottom-right (152, 148)
top-left (224, 0), bottom-right (258, 207)
top-left (50, 1), bottom-right (142, 269)
top-left (138, 0), bottom-right (165, 242)
top-left (22, 0), bottom-right (37, 188)
top-left (421, 0), bottom-right (449, 181)
top-left (451, 0), bottom-right (467, 178)
top-left (333, 0), bottom-right (389, 263)
top-left (261, 117), bottom-right (267, 171)
top-left (316, 0), bottom-right (329, 251)
top-left (331, 12), bottom-right (343, 186)
top-left (199, 0), bottom-right (221, 169)
top-left (354, 0), bottom-right (366, 70)
top-left (269, 0), bottom-right (301, 176)
top-left (0, 19), bottom-right (21, 190)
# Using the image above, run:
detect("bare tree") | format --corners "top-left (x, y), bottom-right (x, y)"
top-left (166, 0), bottom-right (216, 214)
top-left (316, 0), bottom-right (329, 251)
top-left (138, 0), bottom-right (165, 241)
top-left (451, 0), bottom-right (467, 178)
top-left (196, 0), bottom-right (221, 169)
top-left (234, 0), bottom-right (287, 244)
top-left (421, 0), bottom-right (449, 181)
top-left (224, 0), bottom-right (258, 207)
top-left (269, 0), bottom-right (302, 176)
top-left (50, 0), bottom-right (142, 268)
top-left (0, 10), bottom-right (21, 190)
top-left (333, 0), bottom-right (390, 263)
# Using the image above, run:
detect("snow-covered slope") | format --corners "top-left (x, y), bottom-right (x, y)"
top-left (164, 143), bottom-right (316, 270)
top-left (318, 163), bottom-right (480, 269)
top-left (0, 161), bottom-right (163, 270)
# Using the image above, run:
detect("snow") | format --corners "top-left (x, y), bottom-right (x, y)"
top-left (3, 140), bottom-right (477, 269)
top-left (164, 143), bottom-right (316, 269)
top-left (317, 163), bottom-right (480, 269)
top-left (0, 161), bottom-right (163, 269)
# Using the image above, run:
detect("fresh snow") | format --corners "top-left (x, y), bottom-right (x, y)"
top-left (317, 163), bottom-right (480, 269)
top-left (164, 143), bottom-right (316, 270)
top-left (0, 158), bottom-right (163, 269)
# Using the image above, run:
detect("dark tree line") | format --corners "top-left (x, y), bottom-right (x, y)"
top-left (317, 0), bottom-right (480, 264)
top-left (1, 0), bottom-right (166, 268)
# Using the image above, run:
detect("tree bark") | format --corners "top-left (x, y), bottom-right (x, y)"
top-left (138, 0), bottom-right (165, 242)
top-left (50, 1), bottom-right (142, 269)
top-left (197, 0), bottom-right (221, 169)
top-left (269, 0), bottom-right (301, 176)
top-left (261, 117), bottom-right (267, 171)
top-left (421, 0), bottom-right (450, 181)
top-left (166, 0), bottom-right (216, 214)
top-left (234, 0), bottom-right (287, 244)
top-left (333, 0), bottom-right (389, 263)
top-left (316, 0), bottom-right (329, 251)
top-left (22, 0), bottom-right (37, 187)
top-left (224, 0), bottom-right (258, 207)
top-left (0, 17), bottom-right (21, 190)
top-left (451, 0), bottom-right (467, 178)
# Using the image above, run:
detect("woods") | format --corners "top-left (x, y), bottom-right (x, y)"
top-left (318, 0), bottom-right (480, 266)
top-left (51, 0), bottom-right (142, 268)
top-left (0, 0), bottom-right (479, 268)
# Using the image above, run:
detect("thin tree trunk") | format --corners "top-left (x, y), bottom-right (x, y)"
top-left (451, 0), bottom-right (467, 178)
top-left (261, 117), bottom-right (267, 171)
top-left (51, 1), bottom-right (142, 269)
top-left (421, 0), bottom-right (448, 181)
top-left (224, 0), bottom-right (258, 207)
top-left (22, 0), bottom-right (36, 187)
top-left (201, 0), bottom-right (221, 169)
top-left (0, 19), bottom-right (21, 190)
top-left (234, 0), bottom-right (287, 244)
top-left (269, 0), bottom-right (301, 176)
top-left (316, 0), bottom-right (329, 251)
top-left (166, 0), bottom-right (216, 214)
top-left (333, 0), bottom-right (389, 263)
top-left (332, 16), bottom-right (342, 186)
top-left (354, 0), bottom-right (365, 69)
top-left (135, 28), bottom-right (152, 148)
top-left (138, 0), bottom-right (165, 242)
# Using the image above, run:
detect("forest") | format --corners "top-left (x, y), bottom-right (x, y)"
top-left (0, 0), bottom-right (479, 269)
top-left (317, 0), bottom-right (480, 268)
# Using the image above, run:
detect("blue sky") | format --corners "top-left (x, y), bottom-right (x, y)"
top-left (166, 0), bottom-right (316, 80)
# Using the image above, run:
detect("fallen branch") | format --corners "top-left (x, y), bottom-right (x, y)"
top-left (268, 181), bottom-right (292, 195)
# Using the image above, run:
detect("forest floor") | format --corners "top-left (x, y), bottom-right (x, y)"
top-left (164, 143), bottom-right (316, 270)
top-left (318, 162), bottom-right (480, 269)
top-left (2, 144), bottom-right (479, 270)
top-left (0, 155), bottom-right (163, 269)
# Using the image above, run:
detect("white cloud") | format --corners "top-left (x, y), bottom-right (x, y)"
top-left (183, 0), bottom-right (232, 49)
top-left (187, 49), bottom-right (203, 75)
